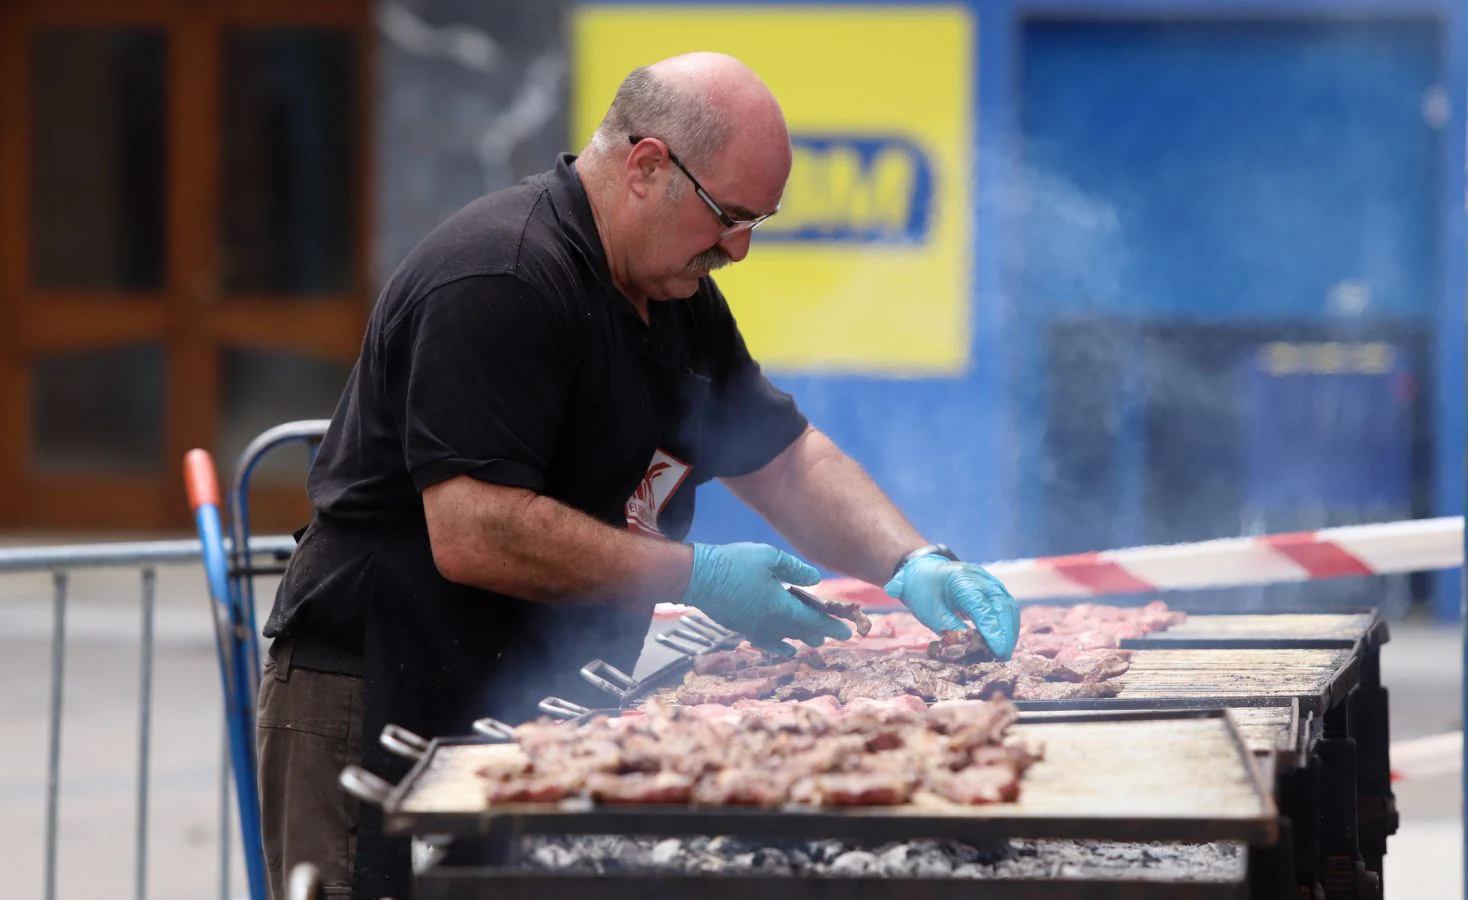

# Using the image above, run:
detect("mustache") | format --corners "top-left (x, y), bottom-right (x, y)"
top-left (686, 246), bottom-right (733, 273)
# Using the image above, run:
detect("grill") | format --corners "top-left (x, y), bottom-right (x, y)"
top-left (347, 709), bottom-right (1275, 900)
top-left (344, 606), bottom-right (1393, 900)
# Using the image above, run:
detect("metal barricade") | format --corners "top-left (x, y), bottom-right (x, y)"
top-left (12, 419), bottom-right (329, 900)
top-left (2, 534), bottom-right (294, 900)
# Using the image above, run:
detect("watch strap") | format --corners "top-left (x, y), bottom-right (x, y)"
top-left (892, 543), bottom-right (959, 579)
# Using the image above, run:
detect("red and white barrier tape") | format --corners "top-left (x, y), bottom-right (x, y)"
top-left (653, 516), bottom-right (1463, 617)
top-left (1390, 732), bottom-right (1462, 782)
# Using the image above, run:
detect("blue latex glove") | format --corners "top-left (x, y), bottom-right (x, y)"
top-left (884, 554), bottom-right (1020, 659)
top-left (682, 542), bottom-right (853, 656)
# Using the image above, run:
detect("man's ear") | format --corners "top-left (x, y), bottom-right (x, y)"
top-left (625, 142), bottom-right (663, 200)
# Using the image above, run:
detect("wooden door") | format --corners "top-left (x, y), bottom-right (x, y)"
top-left (0, 0), bottom-right (371, 532)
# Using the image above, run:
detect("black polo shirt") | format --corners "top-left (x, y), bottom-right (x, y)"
top-left (263, 154), bottom-right (806, 725)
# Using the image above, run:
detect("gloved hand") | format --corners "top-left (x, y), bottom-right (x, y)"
top-left (885, 554), bottom-right (1020, 659)
top-left (682, 542), bottom-right (853, 656)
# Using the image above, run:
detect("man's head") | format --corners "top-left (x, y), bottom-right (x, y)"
top-left (577, 52), bottom-right (792, 304)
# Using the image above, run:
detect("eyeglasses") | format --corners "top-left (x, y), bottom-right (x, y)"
top-left (628, 135), bottom-right (778, 235)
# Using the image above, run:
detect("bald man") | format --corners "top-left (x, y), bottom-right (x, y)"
top-left (256, 52), bottom-right (1019, 900)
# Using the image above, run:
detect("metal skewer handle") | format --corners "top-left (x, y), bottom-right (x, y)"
top-left (338, 766), bottom-right (393, 805)
top-left (668, 626), bottom-right (716, 647)
top-left (538, 696), bottom-right (591, 719)
top-left (472, 717), bottom-right (516, 741)
top-left (682, 613), bottom-right (736, 642)
top-left (379, 724), bottom-right (430, 761)
top-left (579, 659), bottom-right (636, 698)
top-left (656, 631), bottom-right (711, 656)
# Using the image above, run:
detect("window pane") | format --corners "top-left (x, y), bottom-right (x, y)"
top-left (221, 28), bottom-right (357, 296)
top-left (33, 345), bottom-right (166, 474)
top-left (30, 28), bottom-right (167, 290)
top-left (218, 348), bottom-right (351, 485)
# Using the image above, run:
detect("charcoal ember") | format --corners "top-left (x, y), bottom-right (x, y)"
top-left (528, 842), bottom-right (576, 869)
top-left (649, 838), bottom-right (684, 866)
top-left (807, 840), bottom-right (848, 865)
top-left (732, 847), bottom-right (793, 874)
top-left (876, 843), bottom-right (952, 877)
top-left (828, 850), bottom-right (880, 876)
top-left (928, 629), bottom-right (999, 664)
top-left (937, 839), bottom-right (1010, 866)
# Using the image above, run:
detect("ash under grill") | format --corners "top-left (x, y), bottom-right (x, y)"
top-left (518, 835), bottom-right (1247, 884)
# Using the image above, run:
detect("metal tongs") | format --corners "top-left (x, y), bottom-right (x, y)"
top-left (654, 586), bottom-right (843, 657)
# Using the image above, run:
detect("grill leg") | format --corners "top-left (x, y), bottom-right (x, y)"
top-left (1248, 817), bottom-right (1298, 900)
top-left (1316, 702), bottom-right (1381, 900)
top-left (1347, 648), bottom-right (1394, 884)
top-left (1278, 760), bottom-right (1324, 900)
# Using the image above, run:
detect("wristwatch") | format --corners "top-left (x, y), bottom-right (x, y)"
top-left (892, 543), bottom-right (959, 579)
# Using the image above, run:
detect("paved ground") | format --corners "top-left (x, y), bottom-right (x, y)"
top-left (1, 550), bottom-right (1463, 898)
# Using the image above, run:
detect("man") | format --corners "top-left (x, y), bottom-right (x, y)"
top-left (257, 52), bottom-right (1019, 900)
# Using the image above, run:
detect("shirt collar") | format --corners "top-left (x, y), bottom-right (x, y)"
top-left (547, 153), bottom-right (671, 331)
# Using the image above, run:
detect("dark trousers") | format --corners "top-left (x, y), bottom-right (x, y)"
top-left (257, 638), bottom-right (364, 899)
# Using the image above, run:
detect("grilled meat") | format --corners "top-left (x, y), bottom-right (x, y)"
top-left (478, 697), bottom-right (1032, 808)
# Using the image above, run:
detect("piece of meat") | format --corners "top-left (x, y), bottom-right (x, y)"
top-left (773, 668), bottom-right (848, 701)
top-left (675, 673), bottom-right (781, 704)
top-left (842, 694), bottom-right (929, 717)
top-left (1008, 653), bottom-right (1057, 678)
top-left (690, 768), bottom-right (795, 806)
top-left (483, 696), bottom-right (1032, 809)
top-left (793, 588), bottom-right (874, 636)
top-left (584, 771), bottom-right (695, 803)
top-left (1139, 599), bottom-right (1188, 631)
top-left (788, 772), bottom-right (916, 806)
top-left (1012, 677), bottom-right (1122, 701)
top-left (728, 659), bottom-right (806, 682)
top-left (926, 765), bottom-right (1021, 804)
top-left (927, 629), bottom-right (999, 664)
top-left (692, 647), bottom-right (764, 675)
top-left (1050, 649), bottom-right (1132, 682)
top-left (796, 694), bottom-right (845, 717)
top-left (486, 776), bottom-right (574, 803)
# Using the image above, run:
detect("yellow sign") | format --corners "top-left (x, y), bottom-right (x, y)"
top-left (572, 5), bottom-right (975, 375)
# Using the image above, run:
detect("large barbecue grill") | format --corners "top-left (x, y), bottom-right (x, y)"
top-left (343, 604), bottom-right (1394, 900)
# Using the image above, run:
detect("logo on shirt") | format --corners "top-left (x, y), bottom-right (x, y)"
top-left (626, 449), bottom-right (691, 537)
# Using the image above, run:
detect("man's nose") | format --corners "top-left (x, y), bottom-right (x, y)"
top-left (718, 228), bottom-right (754, 263)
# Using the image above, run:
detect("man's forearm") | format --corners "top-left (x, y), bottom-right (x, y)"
top-left (424, 477), bottom-right (693, 606)
top-left (724, 428), bottom-right (926, 586)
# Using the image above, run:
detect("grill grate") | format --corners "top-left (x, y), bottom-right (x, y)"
top-left (377, 710), bottom-right (1275, 846)
top-left (1124, 613), bottom-right (1380, 650)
